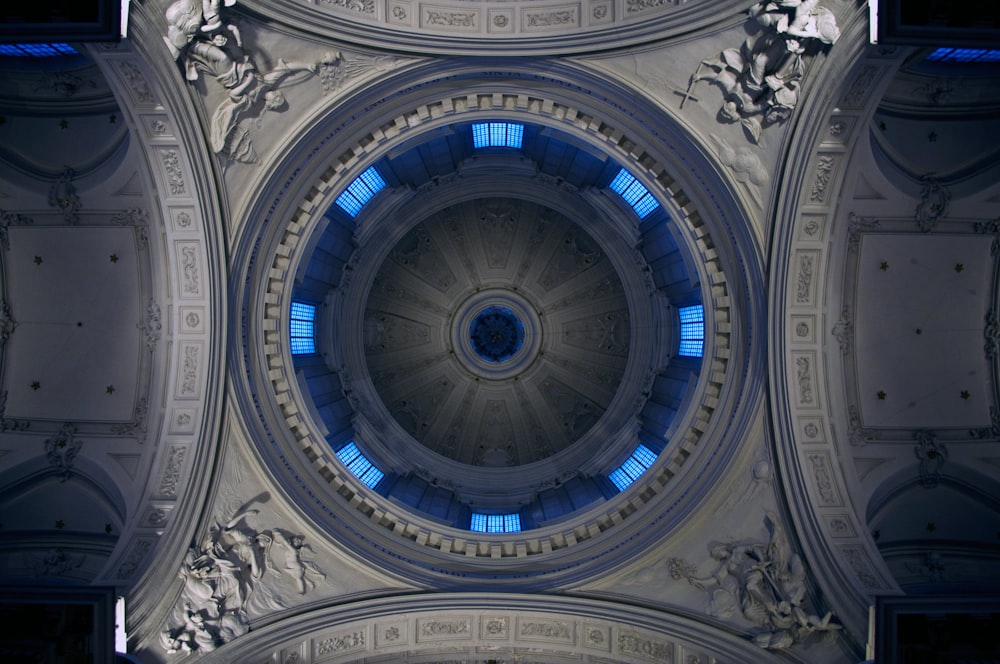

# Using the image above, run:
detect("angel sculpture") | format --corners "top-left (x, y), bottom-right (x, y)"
top-left (668, 511), bottom-right (839, 650)
top-left (683, 0), bottom-right (840, 143)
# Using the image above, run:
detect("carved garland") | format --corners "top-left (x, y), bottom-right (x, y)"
top-left (256, 91), bottom-right (737, 561)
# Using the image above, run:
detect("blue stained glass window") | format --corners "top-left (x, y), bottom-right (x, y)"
top-left (290, 301), bottom-right (317, 355)
top-left (609, 443), bottom-right (658, 492)
top-left (925, 47), bottom-right (1000, 63)
top-left (609, 168), bottom-right (660, 219)
top-left (470, 512), bottom-right (522, 533)
top-left (0, 43), bottom-right (78, 57)
top-left (335, 441), bottom-right (385, 488)
top-left (335, 166), bottom-right (387, 217)
top-left (678, 304), bottom-right (705, 358)
top-left (472, 122), bottom-right (524, 149)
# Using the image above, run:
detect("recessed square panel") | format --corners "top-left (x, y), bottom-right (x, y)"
top-left (2, 227), bottom-right (140, 422)
top-left (856, 233), bottom-right (993, 428)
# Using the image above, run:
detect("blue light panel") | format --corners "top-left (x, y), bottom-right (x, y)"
top-left (335, 442), bottom-right (385, 488)
top-left (472, 122), bottom-right (524, 149)
top-left (609, 443), bottom-right (658, 492)
top-left (0, 43), bottom-right (78, 57)
top-left (609, 168), bottom-right (660, 219)
top-left (470, 512), bottom-right (522, 533)
top-left (335, 166), bottom-right (387, 218)
top-left (678, 304), bottom-right (705, 358)
top-left (290, 301), bottom-right (316, 355)
top-left (926, 47), bottom-right (1000, 63)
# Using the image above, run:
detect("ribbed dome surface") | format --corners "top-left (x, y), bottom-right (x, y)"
top-left (364, 197), bottom-right (629, 466)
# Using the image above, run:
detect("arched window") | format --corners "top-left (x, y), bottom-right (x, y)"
top-left (609, 443), bottom-right (658, 491)
top-left (335, 166), bottom-right (387, 217)
top-left (335, 442), bottom-right (385, 489)
top-left (289, 301), bottom-right (317, 355)
top-left (609, 168), bottom-right (659, 219)
top-left (678, 304), bottom-right (705, 358)
top-left (470, 512), bottom-right (522, 533)
top-left (471, 122), bottom-right (524, 149)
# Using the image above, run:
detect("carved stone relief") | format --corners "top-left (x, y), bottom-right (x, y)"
top-left (45, 423), bottom-right (81, 482)
top-left (619, 631), bottom-right (673, 661)
top-left (160, 503), bottom-right (327, 654)
top-left (48, 168), bottom-right (81, 223)
top-left (29, 548), bottom-right (85, 577)
top-left (389, 225), bottom-right (456, 291)
top-left (709, 135), bottom-right (768, 208)
top-left (164, 0), bottom-right (327, 163)
top-left (831, 307), bottom-right (852, 355)
top-left (140, 299), bottom-right (163, 352)
top-left (668, 512), bottom-right (841, 650)
top-left (416, 616), bottom-right (471, 640)
top-left (517, 618), bottom-right (573, 642)
top-left (363, 311), bottom-right (432, 352)
top-left (683, 1), bottom-right (840, 143)
top-left (913, 430), bottom-right (946, 488)
top-left (915, 175), bottom-right (950, 232)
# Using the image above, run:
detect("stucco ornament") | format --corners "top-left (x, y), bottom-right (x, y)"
top-left (163, 0), bottom-right (318, 162)
top-left (160, 502), bottom-right (326, 654)
top-left (668, 511), bottom-right (841, 650)
top-left (684, 0), bottom-right (840, 144)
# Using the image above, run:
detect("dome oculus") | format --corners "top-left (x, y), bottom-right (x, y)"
top-left (469, 306), bottom-right (525, 363)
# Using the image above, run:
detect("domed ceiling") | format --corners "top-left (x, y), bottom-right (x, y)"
top-left (363, 197), bottom-right (630, 467)
top-left (233, 58), bottom-right (759, 589)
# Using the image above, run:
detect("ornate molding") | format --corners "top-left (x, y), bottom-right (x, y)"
top-left (0, 390), bottom-right (29, 432)
top-left (139, 299), bottom-right (162, 352)
top-left (914, 175), bottom-right (950, 232)
top-left (45, 423), bottom-right (81, 482)
top-left (985, 309), bottom-right (999, 360)
top-left (0, 299), bottom-right (16, 347)
top-left (913, 430), bottom-right (946, 489)
top-left (846, 211), bottom-right (880, 251)
top-left (0, 208), bottom-right (34, 250)
top-left (48, 167), bottom-right (81, 224)
top-left (111, 207), bottom-right (150, 250)
top-left (111, 397), bottom-right (149, 439)
top-left (831, 307), bottom-right (852, 355)
top-left (193, 594), bottom-right (782, 664)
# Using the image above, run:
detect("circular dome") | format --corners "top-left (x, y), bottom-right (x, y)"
top-left (233, 69), bottom-right (762, 587)
top-left (363, 203), bottom-right (629, 467)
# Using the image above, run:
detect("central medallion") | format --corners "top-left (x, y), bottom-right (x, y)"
top-left (470, 306), bottom-right (524, 363)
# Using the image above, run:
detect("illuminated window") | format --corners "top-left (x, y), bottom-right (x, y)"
top-left (470, 512), bottom-right (522, 533)
top-left (609, 443), bottom-right (658, 492)
top-left (290, 301), bottom-right (317, 355)
top-left (609, 168), bottom-right (660, 219)
top-left (335, 166), bottom-right (387, 217)
top-left (678, 304), bottom-right (704, 358)
top-left (0, 43), bottom-right (78, 57)
top-left (472, 122), bottom-right (524, 149)
top-left (335, 442), bottom-right (385, 488)
top-left (925, 47), bottom-right (1000, 63)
